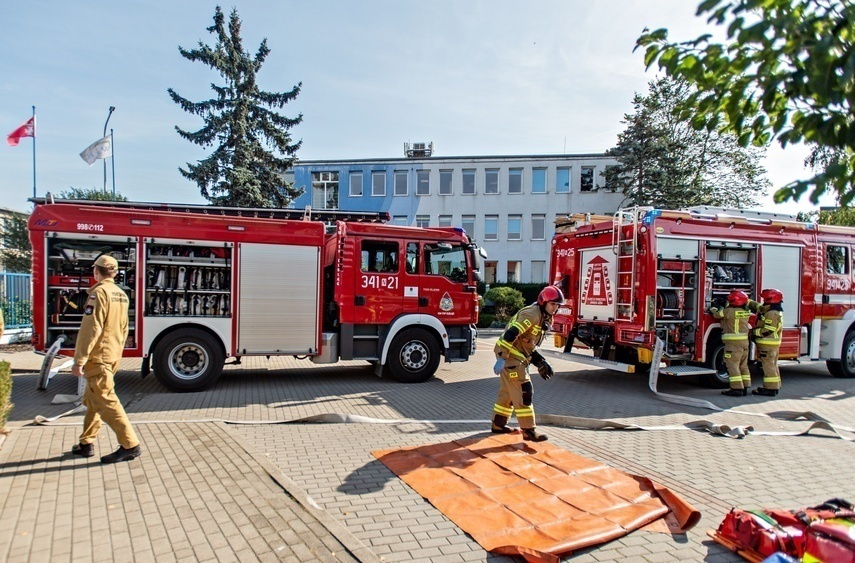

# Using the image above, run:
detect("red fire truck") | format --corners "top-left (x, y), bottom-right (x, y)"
top-left (29, 198), bottom-right (484, 391)
top-left (549, 206), bottom-right (855, 386)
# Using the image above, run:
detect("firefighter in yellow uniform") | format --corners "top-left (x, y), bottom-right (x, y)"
top-left (491, 286), bottom-right (563, 442)
top-left (710, 290), bottom-right (760, 397)
top-left (752, 288), bottom-right (783, 396)
top-left (70, 254), bottom-right (142, 464)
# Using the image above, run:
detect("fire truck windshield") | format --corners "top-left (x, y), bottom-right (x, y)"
top-left (424, 243), bottom-right (468, 282)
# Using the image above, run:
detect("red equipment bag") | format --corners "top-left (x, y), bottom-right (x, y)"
top-left (708, 499), bottom-right (854, 563)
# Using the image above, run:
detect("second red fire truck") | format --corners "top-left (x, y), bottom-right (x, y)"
top-left (29, 197), bottom-right (485, 391)
top-left (549, 206), bottom-right (855, 386)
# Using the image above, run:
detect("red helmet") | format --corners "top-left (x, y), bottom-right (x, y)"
top-left (727, 290), bottom-right (748, 306)
top-left (538, 285), bottom-right (565, 306)
top-left (760, 288), bottom-right (783, 304)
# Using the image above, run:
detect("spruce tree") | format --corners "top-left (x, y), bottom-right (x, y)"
top-left (168, 6), bottom-right (303, 208)
top-left (605, 78), bottom-right (769, 209)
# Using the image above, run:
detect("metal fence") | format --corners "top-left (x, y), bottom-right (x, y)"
top-left (1, 272), bottom-right (32, 329)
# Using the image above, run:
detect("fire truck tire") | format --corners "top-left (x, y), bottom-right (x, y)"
top-left (832, 331), bottom-right (855, 378)
top-left (154, 329), bottom-right (225, 391)
top-left (701, 343), bottom-right (730, 388)
top-left (826, 360), bottom-right (844, 377)
top-left (385, 328), bottom-right (441, 383)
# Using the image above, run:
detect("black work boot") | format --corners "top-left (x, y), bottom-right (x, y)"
top-left (491, 414), bottom-right (513, 434)
top-left (522, 428), bottom-right (548, 442)
top-left (721, 388), bottom-right (744, 397)
top-left (71, 442), bottom-right (94, 458)
top-left (101, 445), bottom-right (142, 464)
top-left (752, 388), bottom-right (778, 396)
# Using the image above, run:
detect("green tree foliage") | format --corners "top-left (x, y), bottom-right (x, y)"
top-left (637, 1), bottom-right (855, 205)
top-left (605, 77), bottom-right (769, 208)
top-left (56, 187), bottom-right (128, 202)
top-left (168, 6), bottom-right (303, 208)
top-left (484, 286), bottom-right (526, 323)
top-left (1, 214), bottom-right (31, 273)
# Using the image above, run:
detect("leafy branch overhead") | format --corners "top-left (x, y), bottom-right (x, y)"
top-left (168, 6), bottom-right (303, 208)
top-left (637, 0), bottom-right (855, 205)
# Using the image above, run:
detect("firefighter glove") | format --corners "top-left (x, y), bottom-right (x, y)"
top-left (493, 357), bottom-right (506, 375)
top-left (537, 362), bottom-right (554, 380)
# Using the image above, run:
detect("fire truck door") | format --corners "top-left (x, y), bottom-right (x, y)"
top-left (419, 242), bottom-right (475, 322)
top-left (353, 239), bottom-right (405, 324)
top-left (820, 242), bottom-right (853, 317)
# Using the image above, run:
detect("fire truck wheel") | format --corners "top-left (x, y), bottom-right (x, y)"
top-left (386, 328), bottom-right (441, 383)
top-left (701, 343), bottom-right (730, 388)
top-left (154, 329), bottom-right (225, 391)
top-left (833, 331), bottom-right (855, 378)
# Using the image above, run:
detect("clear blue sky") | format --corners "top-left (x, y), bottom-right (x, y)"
top-left (0, 1), bottom-right (825, 214)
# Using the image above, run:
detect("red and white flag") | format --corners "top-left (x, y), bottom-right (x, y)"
top-left (6, 116), bottom-right (36, 146)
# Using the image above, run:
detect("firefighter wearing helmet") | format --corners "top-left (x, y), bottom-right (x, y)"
top-left (752, 288), bottom-right (784, 396)
top-left (491, 285), bottom-right (563, 441)
top-left (709, 290), bottom-right (761, 396)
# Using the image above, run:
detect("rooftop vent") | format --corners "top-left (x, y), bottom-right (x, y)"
top-left (405, 142), bottom-right (434, 158)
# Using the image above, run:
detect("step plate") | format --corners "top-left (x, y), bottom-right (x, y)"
top-left (658, 365), bottom-right (717, 376)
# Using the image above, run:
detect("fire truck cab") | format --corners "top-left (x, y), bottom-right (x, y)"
top-left (29, 198), bottom-right (484, 391)
top-left (549, 206), bottom-right (855, 386)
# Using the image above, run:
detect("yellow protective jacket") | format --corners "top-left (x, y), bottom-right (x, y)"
top-left (493, 303), bottom-right (550, 364)
top-left (74, 278), bottom-right (129, 371)
top-left (711, 300), bottom-right (760, 342)
top-left (754, 306), bottom-right (783, 347)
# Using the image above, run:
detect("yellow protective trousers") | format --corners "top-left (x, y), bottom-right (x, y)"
top-left (723, 340), bottom-right (751, 390)
top-left (493, 360), bottom-right (535, 430)
top-left (79, 362), bottom-right (139, 449)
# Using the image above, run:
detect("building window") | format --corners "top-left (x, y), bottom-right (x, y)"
top-left (416, 169), bottom-right (430, 195)
top-left (462, 169), bottom-right (476, 195)
top-left (394, 170), bottom-right (408, 196)
top-left (462, 215), bottom-right (476, 240)
top-left (361, 240), bottom-right (399, 273)
top-left (312, 171), bottom-right (339, 209)
top-left (532, 168), bottom-right (546, 194)
top-left (439, 170), bottom-right (453, 195)
top-left (485, 169), bottom-right (499, 194)
top-left (484, 261), bottom-right (497, 284)
top-left (416, 215), bottom-right (430, 228)
top-left (372, 171), bottom-right (386, 196)
top-left (438, 215), bottom-right (453, 227)
top-left (484, 215), bottom-right (498, 241)
top-left (531, 261), bottom-right (546, 283)
top-left (580, 166), bottom-right (595, 192)
top-left (392, 215), bottom-right (408, 226)
top-left (556, 167), bottom-right (570, 193)
top-left (531, 214), bottom-right (546, 240)
top-left (509, 168), bottom-right (522, 194)
top-left (507, 261), bottom-right (520, 283)
top-left (508, 215), bottom-right (521, 240)
top-left (349, 171), bottom-right (363, 197)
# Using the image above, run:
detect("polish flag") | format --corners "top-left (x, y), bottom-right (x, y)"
top-left (6, 117), bottom-right (36, 146)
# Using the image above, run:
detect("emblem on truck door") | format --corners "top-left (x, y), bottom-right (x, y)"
top-left (440, 292), bottom-right (454, 312)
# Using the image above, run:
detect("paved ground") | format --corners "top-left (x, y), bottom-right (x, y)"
top-left (1, 335), bottom-right (854, 562)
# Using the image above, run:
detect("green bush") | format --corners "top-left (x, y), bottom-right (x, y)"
top-left (484, 286), bottom-right (525, 322)
top-left (0, 361), bottom-right (11, 431)
top-left (476, 313), bottom-right (495, 328)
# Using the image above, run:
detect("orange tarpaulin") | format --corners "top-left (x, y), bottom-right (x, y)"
top-left (373, 434), bottom-right (700, 563)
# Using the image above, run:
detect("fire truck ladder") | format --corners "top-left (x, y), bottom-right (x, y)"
top-left (29, 197), bottom-right (390, 223)
top-left (612, 207), bottom-right (639, 322)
